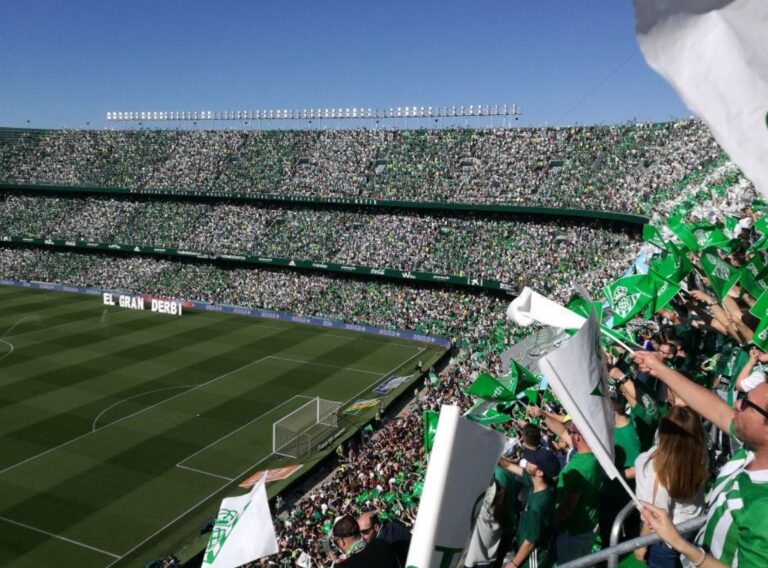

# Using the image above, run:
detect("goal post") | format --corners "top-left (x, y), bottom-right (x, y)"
top-left (273, 397), bottom-right (342, 458)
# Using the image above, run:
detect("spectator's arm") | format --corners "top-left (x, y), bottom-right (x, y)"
top-left (506, 540), bottom-right (535, 568)
top-left (640, 502), bottom-right (729, 568)
top-left (631, 351), bottom-right (735, 432)
top-left (498, 457), bottom-right (524, 477)
top-left (735, 348), bottom-right (759, 392)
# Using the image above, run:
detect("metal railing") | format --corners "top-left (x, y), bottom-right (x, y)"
top-left (559, 513), bottom-right (706, 568)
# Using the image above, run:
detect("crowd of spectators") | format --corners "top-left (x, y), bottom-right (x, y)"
top-left (2, 120), bottom-right (765, 567)
top-left (0, 120), bottom-right (721, 213)
top-left (0, 193), bottom-right (639, 287)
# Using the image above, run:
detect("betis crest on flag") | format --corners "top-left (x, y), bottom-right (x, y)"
top-left (634, 0), bottom-right (768, 200)
top-left (603, 274), bottom-right (655, 326)
top-left (699, 248), bottom-right (740, 301)
top-left (203, 478), bottom-right (278, 568)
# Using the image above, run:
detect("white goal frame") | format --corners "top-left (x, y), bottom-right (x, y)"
top-left (272, 397), bottom-right (342, 458)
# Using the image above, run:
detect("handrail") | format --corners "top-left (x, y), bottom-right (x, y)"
top-left (608, 500), bottom-right (639, 568)
top-left (558, 516), bottom-right (706, 568)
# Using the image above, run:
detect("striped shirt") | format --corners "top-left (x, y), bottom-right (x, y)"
top-left (696, 424), bottom-right (768, 566)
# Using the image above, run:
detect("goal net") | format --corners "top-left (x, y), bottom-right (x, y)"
top-left (273, 397), bottom-right (342, 458)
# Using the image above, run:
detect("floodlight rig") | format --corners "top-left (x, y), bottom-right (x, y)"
top-left (106, 104), bottom-right (521, 129)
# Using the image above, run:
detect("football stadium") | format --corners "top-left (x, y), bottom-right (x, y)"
top-left (2, 2), bottom-right (768, 568)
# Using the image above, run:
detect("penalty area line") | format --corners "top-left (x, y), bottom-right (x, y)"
top-left (0, 515), bottom-right (120, 559)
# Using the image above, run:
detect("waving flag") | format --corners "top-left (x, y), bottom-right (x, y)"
top-left (203, 478), bottom-right (278, 568)
top-left (634, 0), bottom-right (768, 199)
top-left (406, 405), bottom-right (505, 568)
top-left (537, 299), bottom-right (638, 502)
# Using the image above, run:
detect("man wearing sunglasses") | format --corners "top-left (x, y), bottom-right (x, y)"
top-left (632, 349), bottom-right (768, 567)
top-left (357, 512), bottom-right (410, 567)
top-left (331, 515), bottom-right (399, 568)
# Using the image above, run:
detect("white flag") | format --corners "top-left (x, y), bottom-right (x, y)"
top-left (537, 304), bottom-right (637, 502)
top-left (634, 0), bottom-right (768, 198)
top-left (296, 551), bottom-right (312, 567)
top-left (202, 478), bottom-right (278, 568)
top-left (506, 286), bottom-right (586, 329)
top-left (406, 405), bottom-right (506, 568)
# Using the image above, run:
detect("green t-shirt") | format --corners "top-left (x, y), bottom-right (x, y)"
top-left (602, 422), bottom-right (642, 499)
top-left (517, 472), bottom-right (556, 568)
top-left (556, 452), bottom-right (602, 535)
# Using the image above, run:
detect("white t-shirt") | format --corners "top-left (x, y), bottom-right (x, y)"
top-left (741, 366), bottom-right (767, 393)
top-left (635, 448), bottom-right (705, 525)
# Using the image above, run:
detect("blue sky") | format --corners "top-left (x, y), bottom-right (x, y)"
top-left (0, 0), bottom-right (692, 129)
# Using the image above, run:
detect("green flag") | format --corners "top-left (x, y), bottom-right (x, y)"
top-left (502, 360), bottom-right (541, 395)
top-left (465, 372), bottom-right (516, 401)
top-left (603, 274), bottom-right (656, 326)
top-left (423, 410), bottom-right (439, 453)
top-left (523, 388), bottom-right (539, 405)
top-left (649, 249), bottom-right (693, 284)
top-left (754, 216), bottom-right (768, 235)
top-left (642, 224), bottom-right (667, 249)
top-left (465, 400), bottom-right (512, 425)
top-left (699, 249), bottom-right (740, 301)
top-left (740, 255), bottom-right (768, 300)
top-left (750, 289), bottom-right (768, 320)
top-left (428, 369), bottom-right (440, 386)
top-left (667, 215), bottom-right (699, 251)
top-left (751, 299), bottom-right (768, 350)
top-left (647, 271), bottom-right (681, 314)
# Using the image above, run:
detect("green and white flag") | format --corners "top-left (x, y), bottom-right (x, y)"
top-left (428, 369), bottom-right (440, 386)
top-left (465, 373), bottom-right (516, 401)
top-left (649, 249), bottom-right (693, 284)
top-left (740, 255), bottom-right (768, 300)
top-left (538, 299), bottom-right (638, 503)
top-left (203, 478), bottom-right (278, 568)
top-left (635, 0), bottom-right (768, 199)
top-left (603, 274), bottom-right (656, 326)
top-left (642, 224), bottom-right (667, 250)
top-left (699, 248), bottom-right (741, 301)
top-left (464, 400), bottom-right (512, 426)
top-left (647, 271), bottom-right (682, 314)
top-left (666, 215), bottom-right (700, 251)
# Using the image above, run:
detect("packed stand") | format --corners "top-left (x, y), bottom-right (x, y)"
top-left (0, 193), bottom-right (639, 288)
top-left (0, 120), bottom-right (721, 213)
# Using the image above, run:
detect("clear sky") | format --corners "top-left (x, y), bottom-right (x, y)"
top-left (0, 0), bottom-right (692, 129)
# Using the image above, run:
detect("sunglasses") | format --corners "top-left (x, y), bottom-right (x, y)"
top-left (360, 526), bottom-right (375, 535)
top-left (741, 394), bottom-right (768, 421)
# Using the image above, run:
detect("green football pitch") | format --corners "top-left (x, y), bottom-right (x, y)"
top-left (0, 285), bottom-right (446, 567)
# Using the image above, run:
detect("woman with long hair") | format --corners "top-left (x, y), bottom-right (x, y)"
top-left (633, 406), bottom-right (708, 567)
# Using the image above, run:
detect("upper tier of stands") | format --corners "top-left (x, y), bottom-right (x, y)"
top-left (0, 120), bottom-right (721, 213)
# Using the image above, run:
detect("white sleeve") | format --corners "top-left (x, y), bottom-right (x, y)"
top-left (742, 369), bottom-right (766, 392)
